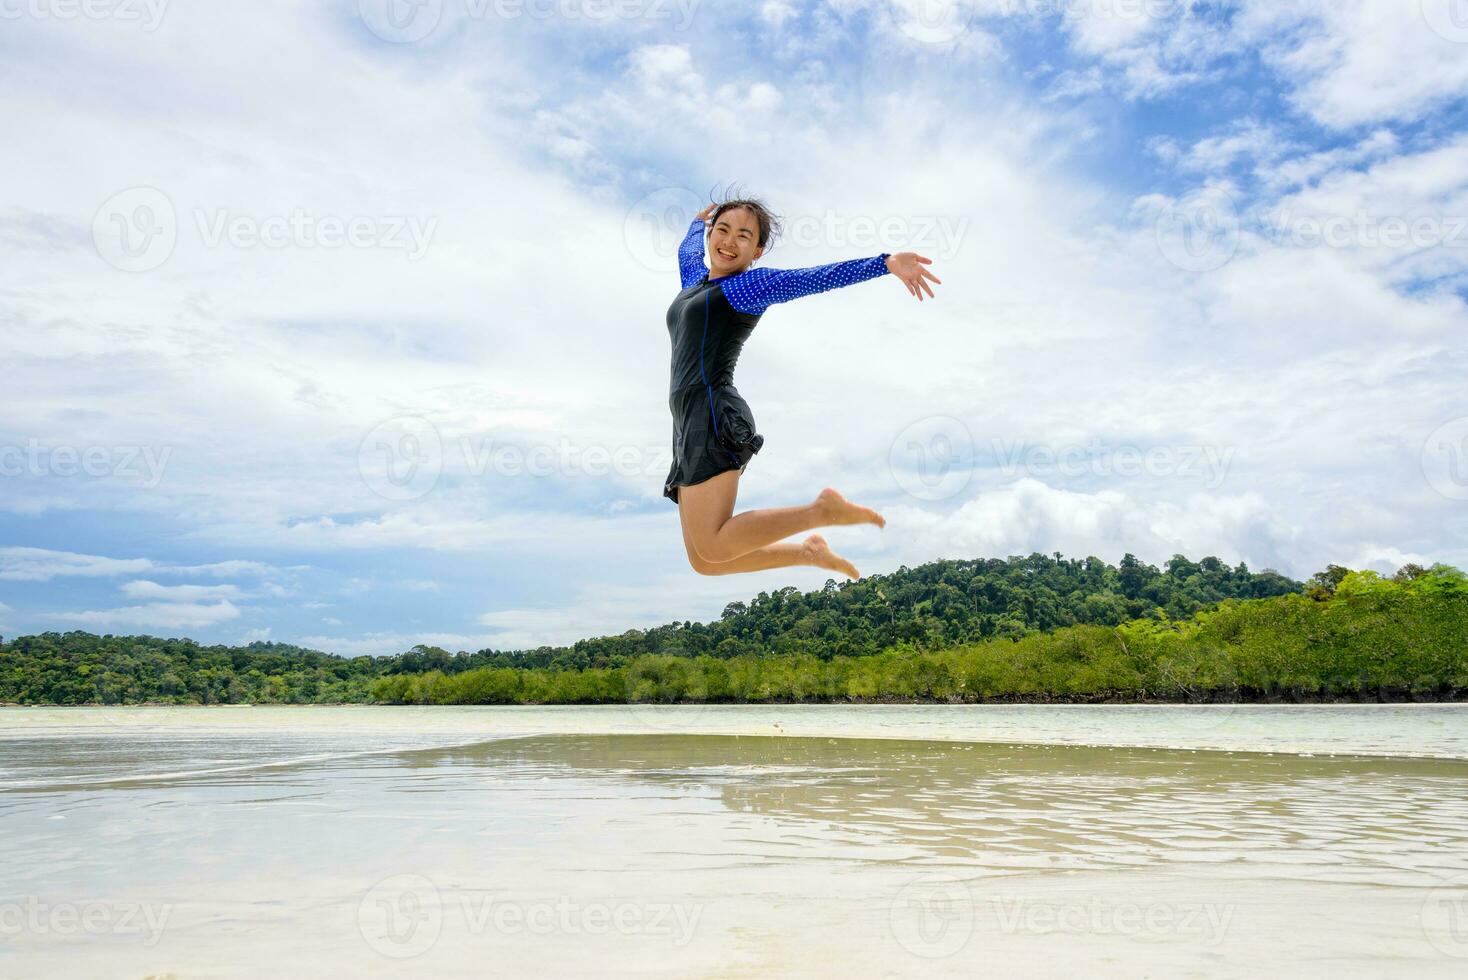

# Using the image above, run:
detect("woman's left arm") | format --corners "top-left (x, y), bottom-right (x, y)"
top-left (722, 251), bottom-right (940, 314)
top-left (721, 254), bottom-right (893, 316)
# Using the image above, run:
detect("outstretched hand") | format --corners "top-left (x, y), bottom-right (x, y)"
top-left (694, 203), bottom-right (718, 224)
top-left (885, 252), bottom-right (941, 302)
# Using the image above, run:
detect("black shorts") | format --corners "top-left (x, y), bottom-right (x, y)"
top-left (664, 384), bottom-right (764, 504)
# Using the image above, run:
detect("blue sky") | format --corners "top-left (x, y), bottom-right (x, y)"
top-left (2, 0), bottom-right (1466, 654)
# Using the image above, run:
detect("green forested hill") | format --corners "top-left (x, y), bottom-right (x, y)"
top-left (0, 552), bottom-right (1434, 707)
top-left (454, 552), bottom-right (1301, 672)
top-left (375, 566), bottom-right (1468, 705)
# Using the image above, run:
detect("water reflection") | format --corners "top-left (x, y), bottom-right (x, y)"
top-left (389, 735), bottom-right (1468, 883)
top-left (5, 732), bottom-right (1467, 977)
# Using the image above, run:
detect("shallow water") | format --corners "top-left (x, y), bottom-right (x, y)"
top-left (2, 705), bottom-right (1467, 977)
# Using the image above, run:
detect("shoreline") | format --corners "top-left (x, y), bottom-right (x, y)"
top-left (4, 692), bottom-right (1466, 709)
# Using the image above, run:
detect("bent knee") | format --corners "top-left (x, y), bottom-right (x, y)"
top-left (687, 553), bottom-right (724, 576)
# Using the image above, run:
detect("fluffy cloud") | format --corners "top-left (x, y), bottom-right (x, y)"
top-left (0, 548), bottom-right (153, 582)
top-left (120, 581), bottom-right (243, 601)
top-left (50, 601), bottom-right (243, 631)
top-left (1, 0), bottom-right (1463, 646)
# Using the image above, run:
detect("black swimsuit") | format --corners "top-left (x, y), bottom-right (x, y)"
top-left (663, 218), bottom-right (890, 504)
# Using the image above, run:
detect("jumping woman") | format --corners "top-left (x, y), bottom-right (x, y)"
top-left (665, 194), bottom-right (942, 580)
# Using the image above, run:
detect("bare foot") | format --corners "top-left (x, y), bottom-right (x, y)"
top-left (801, 533), bottom-right (861, 580)
top-left (814, 487), bottom-right (886, 529)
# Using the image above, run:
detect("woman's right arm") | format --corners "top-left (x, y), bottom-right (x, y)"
top-left (678, 217), bottom-right (708, 289)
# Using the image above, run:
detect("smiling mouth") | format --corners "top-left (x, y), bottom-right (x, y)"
top-left (716, 248), bottom-right (736, 260)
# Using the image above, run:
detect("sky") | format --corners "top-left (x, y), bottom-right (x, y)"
top-left (1, 0), bottom-right (1465, 655)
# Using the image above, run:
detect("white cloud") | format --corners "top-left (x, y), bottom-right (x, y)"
top-left (0, 547), bottom-right (287, 583)
top-left (120, 580), bottom-right (243, 601)
top-left (760, 1), bottom-right (798, 29)
top-left (475, 571), bottom-right (779, 649)
top-left (1233, 0), bottom-right (1468, 128)
top-left (1158, 119), bottom-right (1294, 174)
top-left (2, 1), bottom-right (1464, 646)
top-left (0, 548), bottom-right (152, 582)
top-left (881, 478), bottom-right (1300, 573)
top-left (291, 630), bottom-right (499, 658)
top-left (51, 601), bottom-right (242, 630)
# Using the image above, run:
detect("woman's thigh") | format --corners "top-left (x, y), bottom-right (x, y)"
top-left (677, 469), bottom-right (740, 560)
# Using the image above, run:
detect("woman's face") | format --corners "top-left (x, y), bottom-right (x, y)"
top-left (707, 206), bottom-right (764, 278)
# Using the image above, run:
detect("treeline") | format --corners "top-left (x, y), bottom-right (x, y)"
top-left (381, 552), bottom-right (1303, 674)
top-left (0, 554), bottom-right (1451, 707)
top-left (0, 636), bottom-right (384, 706)
top-left (373, 567), bottom-right (1468, 705)
top-left (0, 553), bottom-right (1300, 705)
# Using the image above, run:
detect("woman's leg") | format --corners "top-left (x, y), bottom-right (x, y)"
top-left (679, 499), bottom-right (860, 577)
top-left (677, 469), bottom-right (884, 565)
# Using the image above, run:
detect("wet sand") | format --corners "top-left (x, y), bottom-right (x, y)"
top-left (3, 708), bottom-right (1467, 977)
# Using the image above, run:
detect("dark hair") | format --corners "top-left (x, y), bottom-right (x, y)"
top-left (707, 183), bottom-right (783, 252)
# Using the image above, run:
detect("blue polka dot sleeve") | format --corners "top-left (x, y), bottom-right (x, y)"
top-left (678, 218), bottom-right (707, 289)
top-left (721, 254), bottom-right (892, 316)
